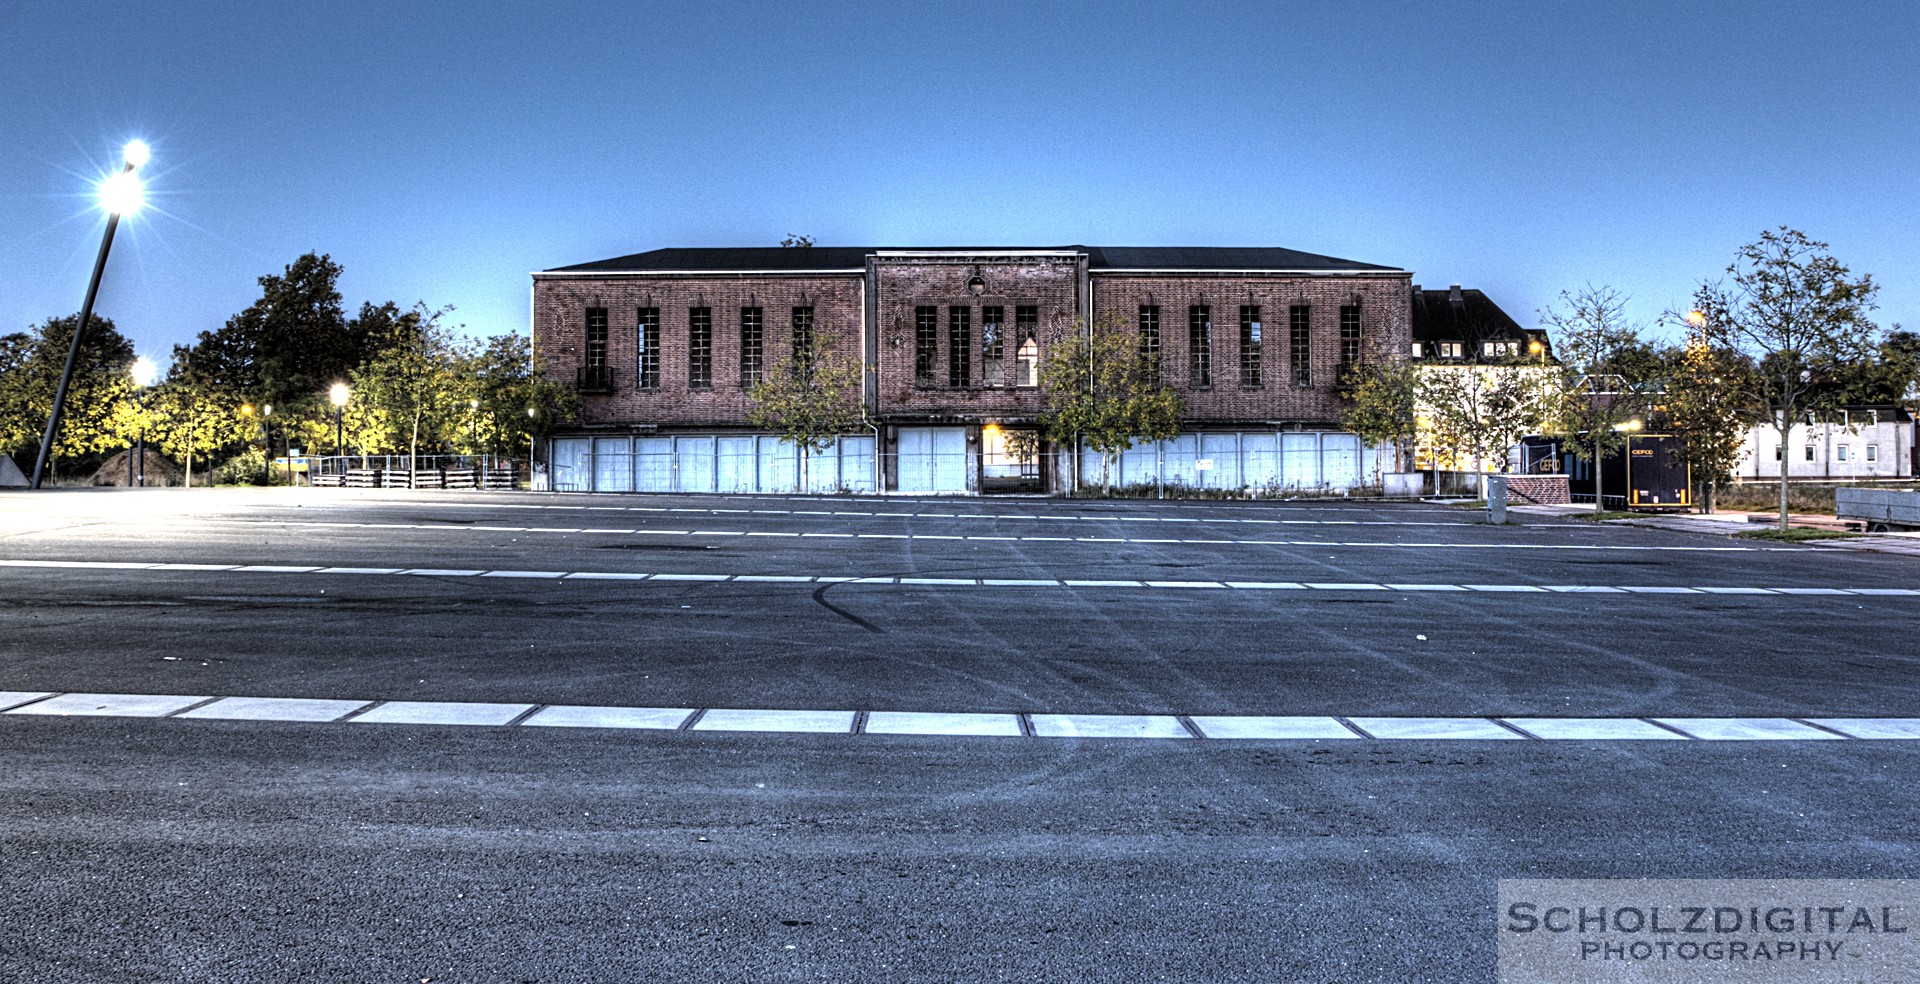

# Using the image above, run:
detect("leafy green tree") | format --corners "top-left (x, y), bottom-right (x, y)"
top-left (1658, 296), bottom-right (1762, 513)
top-left (1712, 228), bottom-right (1882, 529)
top-left (746, 332), bottom-right (867, 490)
top-left (0, 314), bottom-right (137, 482)
top-left (1037, 315), bottom-right (1183, 490)
top-left (1416, 364), bottom-right (1553, 495)
top-left (349, 304), bottom-right (460, 475)
top-left (1339, 343), bottom-right (1420, 477)
top-left (1539, 285), bottom-right (1654, 509)
top-left (1828, 329), bottom-right (1919, 406)
top-left (145, 347), bottom-right (256, 487)
top-left (451, 332), bottom-right (580, 461)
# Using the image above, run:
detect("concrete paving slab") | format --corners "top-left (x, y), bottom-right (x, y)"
top-left (1349, 717), bottom-right (1524, 740)
top-left (693, 708), bottom-right (856, 733)
top-left (521, 705), bottom-right (696, 730)
top-left (1187, 716), bottom-right (1357, 739)
top-left (1028, 714), bottom-right (1190, 739)
top-left (7, 693), bottom-right (211, 717)
top-left (1802, 719), bottom-right (1920, 739)
top-left (864, 711), bottom-right (1024, 737)
top-left (1653, 718), bottom-right (1845, 740)
top-left (350, 701), bottom-right (534, 726)
top-left (179, 697), bottom-right (372, 722)
top-left (1503, 718), bottom-right (1688, 740)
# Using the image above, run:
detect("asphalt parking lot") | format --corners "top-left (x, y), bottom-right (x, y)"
top-left (3, 488), bottom-right (1916, 982)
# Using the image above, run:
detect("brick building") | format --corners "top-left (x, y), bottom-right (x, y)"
top-left (531, 245), bottom-right (1413, 494)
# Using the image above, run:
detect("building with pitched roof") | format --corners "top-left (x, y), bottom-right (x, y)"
top-left (532, 245), bottom-right (1415, 495)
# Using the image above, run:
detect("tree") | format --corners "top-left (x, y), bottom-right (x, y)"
top-left (1713, 228), bottom-right (1881, 530)
top-left (349, 304), bottom-right (460, 475)
top-left (0, 314), bottom-right (137, 482)
top-left (1828, 329), bottom-right (1919, 406)
top-left (451, 332), bottom-right (579, 459)
top-left (145, 346), bottom-right (256, 487)
top-left (1036, 314), bottom-right (1184, 491)
top-left (746, 332), bottom-right (867, 491)
top-left (1416, 364), bottom-right (1553, 495)
top-left (1339, 343), bottom-right (1420, 479)
top-left (1658, 294), bottom-right (1762, 513)
top-left (1539, 285), bottom-right (1653, 510)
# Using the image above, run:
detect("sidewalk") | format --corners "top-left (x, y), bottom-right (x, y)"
top-left (1510, 502), bottom-right (1920, 557)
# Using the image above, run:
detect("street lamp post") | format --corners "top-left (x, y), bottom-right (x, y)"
top-left (330, 382), bottom-right (349, 459)
top-left (526, 406), bottom-right (537, 489)
top-left (261, 404), bottom-right (273, 485)
top-left (130, 356), bottom-right (157, 486)
top-left (31, 141), bottom-right (150, 489)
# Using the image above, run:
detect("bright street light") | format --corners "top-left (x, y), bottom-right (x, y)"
top-left (30, 138), bottom-right (154, 488)
top-left (130, 356), bottom-right (159, 388)
top-left (329, 382), bottom-right (349, 457)
top-left (329, 382), bottom-right (350, 407)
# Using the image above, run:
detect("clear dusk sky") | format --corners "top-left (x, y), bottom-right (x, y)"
top-left (3, 1), bottom-right (1915, 364)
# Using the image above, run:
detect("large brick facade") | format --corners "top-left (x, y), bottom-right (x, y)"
top-left (532, 245), bottom-right (1414, 493)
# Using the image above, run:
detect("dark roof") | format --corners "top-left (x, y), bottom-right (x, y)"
top-left (543, 245), bottom-right (1401, 274)
top-left (1409, 287), bottom-right (1541, 344)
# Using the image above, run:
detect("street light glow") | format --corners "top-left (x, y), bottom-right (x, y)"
top-left (98, 171), bottom-right (145, 215)
top-left (122, 140), bottom-right (151, 169)
top-left (330, 382), bottom-right (350, 407)
top-left (1686, 310), bottom-right (1707, 327)
top-left (130, 356), bottom-right (159, 387)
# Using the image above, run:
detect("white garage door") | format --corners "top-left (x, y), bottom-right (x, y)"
top-left (897, 427), bottom-right (968, 493)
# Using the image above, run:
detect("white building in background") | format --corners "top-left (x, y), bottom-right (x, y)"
top-left (1737, 406), bottom-right (1915, 482)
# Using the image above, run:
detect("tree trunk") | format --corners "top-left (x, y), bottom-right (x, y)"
top-left (1776, 409), bottom-right (1791, 531)
top-left (1592, 432), bottom-right (1604, 512)
top-left (410, 410), bottom-right (421, 485)
top-left (799, 446), bottom-right (810, 494)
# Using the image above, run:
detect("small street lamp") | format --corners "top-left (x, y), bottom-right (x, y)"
top-left (329, 382), bottom-right (349, 457)
top-left (129, 356), bottom-right (158, 486)
top-left (261, 403), bottom-right (273, 485)
top-left (526, 406), bottom-right (537, 487)
top-left (32, 140), bottom-right (150, 489)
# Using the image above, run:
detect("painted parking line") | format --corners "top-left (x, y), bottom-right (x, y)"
top-left (179, 696), bottom-right (372, 722)
top-left (6, 693), bottom-right (212, 717)
top-left (1652, 718), bottom-right (1847, 740)
top-left (0, 557), bottom-right (1907, 599)
top-left (350, 701), bottom-right (534, 726)
top-left (8, 689), bottom-right (1920, 740)
top-left (1502, 718), bottom-right (1689, 740)
top-left (1028, 714), bottom-right (1190, 739)
top-left (864, 711), bottom-right (1025, 737)
top-left (1348, 717), bottom-right (1525, 740)
top-left (521, 705), bottom-right (695, 730)
top-left (1187, 716), bottom-right (1358, 740)
top-left (692, 708), bottom-right (857, 733)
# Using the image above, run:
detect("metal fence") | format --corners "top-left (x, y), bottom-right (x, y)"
top-left (307, 455), bottom-right (523, 490)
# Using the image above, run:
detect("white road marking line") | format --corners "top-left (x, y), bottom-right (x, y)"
top-left (1063, 580), bottom-right (1144, 587)
top-left (1771, 588), bottom-right (1855, 596)
top-left (1806, 719), bottom-right (1920, 739)
top-left (1619, 586), bottom-right (1699, 594)
top-left (148, 563), bottom-right (241, 571)
top-left (480, 570), bottom-right (567, 578)
top-left (521, 706), bottom-right (695, 730)
top-left (1543, 585), bottom-right (1625, 593)
top-left (1187, 716), bottom-right (1357, 740)
top-left (232, 565), bottom-right (322, 573)
top-left (6, 693), bottom-right (211, 718)
top-left (1695, 587), bottom-right (1777, 594)
top-left (1465, 584), bottom-right (1547, 592)
top-left (1028, 714), bottom-right (1191, 739)
top-left (563, 572), bottom-right (652, 580)
top-left (733, 575), bottom-right (814, 582)
top-left (0, 692), bottom-right (55, 712)
top-left (178, 697), bottom-right (372, 722)
top-left (403, 568), bottom-right (484, 576)
top-left (314, 567), bottom-right (405, 574)
top-left (900, 578), bottom-right (977, 585)
top-left (1144, 580), bottom-right (1226, 588)
top-left (1501, 718), bottom-right (1689, 740)
top-left (350, 701), bottom-right (534, 726)
top-left (1305, 582), bottom-right (1388, 590)
top-left (1225, 581), bottom-right (1308, 589)
top-left (1651, 718), bottom-right (1846, 740)
top-left (1850, 588), bottom-right (1920, 596)
top-left (864, 711), bottom-right (1025, 737)
top-left (649, 573), bottom-right (730, 581)
top-left (982, 579), bottom-right (1059, 586)
top-left (1348, 717), bottom-right (1525, 740)
top-left (1386, 583), bottom-right (1468, 591)
top-left (692, 708), bottom-right (857, 733)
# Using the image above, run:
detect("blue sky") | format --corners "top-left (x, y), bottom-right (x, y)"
top-left (3, 0), bottom-right (1915, 366)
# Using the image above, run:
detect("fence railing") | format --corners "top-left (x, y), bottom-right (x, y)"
top-left (307, 455), bottom-right (523, 490)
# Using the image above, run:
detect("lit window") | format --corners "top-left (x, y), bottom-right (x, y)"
top-left (1410, 341), bottom-right (1423, 358)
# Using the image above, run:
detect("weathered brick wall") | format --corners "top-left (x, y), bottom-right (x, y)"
top-left (872, 255), bottom-right (1080, 423)
top-left (1502, 474), bottom-right (1570, 504)
top-left (533, 275), bottom-right (863, 429)
top-left (1091, 274), bottom-right (1412, 426)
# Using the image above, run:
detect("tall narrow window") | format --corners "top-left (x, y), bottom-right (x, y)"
top-left (1188, 305), bottom-right (1212, 387)
top-left (688, 307), bottom-right (712, 389)
top-left (981, 305), bottom-right (1005, 387)
top-left (915, 306), bottom-right (938, 385)
top-left (1239, 305), bottom-right (1262, 387)
top-left (1339, 305), bottom-right (1362, 377)
top-left (636, 307), bottom-right (660, 390)
top-left (948, 306), bottom-right (972, 387)
top-left (791, 306), bottom-right (814, 375)
top-left (1138, 305), bottom-right (1161, 384)
top-left (1014, 305), bottom-right (1039, 387)
top-left (739, 306), bottom-right (764, 387)
top-left (585, 308), bottom-right (608, 368)
top-left (1289, 305), bottom-right (1312, 387)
